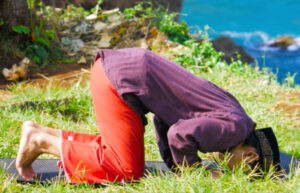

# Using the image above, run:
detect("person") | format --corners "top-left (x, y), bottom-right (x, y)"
top-left (15, 48), bottom-right (280, 183)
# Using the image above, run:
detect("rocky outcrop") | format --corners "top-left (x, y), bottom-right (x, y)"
top-left (212, 36), bottom-right (254, 64)
top-left (58, 12), bottom-right (187, 61)
top-left (269, 36), bottom-right (295, 49)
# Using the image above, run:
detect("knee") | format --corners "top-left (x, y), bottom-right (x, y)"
top-left (123, 163), bottom-right (144, 180)
top-left (120, 157), bottom-right (144, 180)
top-left (129, 169), bottom-right (144, 180)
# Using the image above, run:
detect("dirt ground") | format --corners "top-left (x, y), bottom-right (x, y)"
top-left (269, 90), bottom-right (300, 127)
top-left (0, 56), bottom-right (92, 86)
top-left (0, 60), bottom-right (91, 101)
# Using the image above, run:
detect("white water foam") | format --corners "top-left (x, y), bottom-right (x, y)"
top-left (221, 31), bottom-right (270, 43)
top-left (214, 31), bottom-right (300, 53)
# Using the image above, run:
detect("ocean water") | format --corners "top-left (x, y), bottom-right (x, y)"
top-left (181, 0), bottom-right (300, 85)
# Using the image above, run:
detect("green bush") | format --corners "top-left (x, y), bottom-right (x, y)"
top-left (13, 24), bottom-right (61, 67)
top-left (123, 2), bottom-right (191, 44)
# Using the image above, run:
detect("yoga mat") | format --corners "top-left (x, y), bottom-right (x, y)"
top-left (0, 151), bottom-right (298, 184)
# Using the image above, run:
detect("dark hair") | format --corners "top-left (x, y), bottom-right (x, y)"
top-left (243, 132), bottom-right (261, 170)
top-left (243, 128), bottom-right (281, 174)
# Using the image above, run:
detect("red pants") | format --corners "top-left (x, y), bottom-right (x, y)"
top-left (60, 59), bottom-right (145, 183)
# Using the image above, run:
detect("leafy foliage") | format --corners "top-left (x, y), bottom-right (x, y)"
top-left (9, 2), bottom-right (63, 67)
top-left (60, 4), bottom-right (91, 20)
top-left (174, 38), bottom-right (224, 70)
top-left (13, 24), bottom-right (60, 66)
top-left (12, 25), bottom-right (30, 34)
top-left (122, 3), bottom-right (224, 71)
top-left (284, 72), bottom-right (298, 87)
top-left (123, 2), bottom-right (191, 44)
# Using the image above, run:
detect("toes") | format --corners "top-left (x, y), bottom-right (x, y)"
top-left (17, 166), bottom-right (36, 181)
top-left (22, 121), bottom-right (37, 130)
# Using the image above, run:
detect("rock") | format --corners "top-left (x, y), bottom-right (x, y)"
top-left (2, 57), bottom-right (30, 81)
top-left (71, 39), bottom-right (85, 52)
top-left (80, 45), bottom-right (98, 58)
top-left (98, 34), bottom-right (113, 48)
top-left (19, 57), bottom-right (30, 67)
top-left (61, 29), bottom-right (71, 34)
top-left (85, 13), bottom-right (97, 20)
top-left (148, 32), bottom-right (189, 58)
top-left (2, 66), bottom-right (19, 81)
top-left (269, 36), bottom-right (295, 49)
top-left (78, 56), bottom-right (87, 64)
top-left (61, 37), bottom-right (84, 52)
top-left (107, 14), bottom-right (122, 23)
top-left (212, 36), bottom-right (254, 64)
top-left (138, 39), bottom-right (148, 49)
top-left (61, 37), bottom-right (73, 46)
top-left (93, 21), bottom-right (108, 32)
top-left (106, 21), bottom-right (122, 32)
top-left (74, 22), bottom-right (91, 33)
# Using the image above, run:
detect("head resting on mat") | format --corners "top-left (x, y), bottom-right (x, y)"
top-left (219, 127), bottom-right (281, 174)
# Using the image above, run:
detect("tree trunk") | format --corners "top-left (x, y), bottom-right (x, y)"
top-left (0, 0), bottom-right (29, 32)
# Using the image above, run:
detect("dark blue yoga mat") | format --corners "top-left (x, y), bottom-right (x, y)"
top-left (0, 151), bottom-right (298, 183)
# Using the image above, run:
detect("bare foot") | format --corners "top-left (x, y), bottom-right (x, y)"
top-left (15, 124), bottom-right (42, 180)
top-left (22, 121), bottom-right (60, 137)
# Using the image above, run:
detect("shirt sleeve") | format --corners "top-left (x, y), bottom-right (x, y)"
top-left (153, 116), bottom-right (176, 169)
top-left (167, 116), bottom-right (249, 166)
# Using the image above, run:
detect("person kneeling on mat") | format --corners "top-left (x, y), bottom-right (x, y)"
top-left (15, 48), bottom-right (281, 183)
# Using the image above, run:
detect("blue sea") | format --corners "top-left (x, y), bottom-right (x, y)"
top-left (181, 0), bottom-right (300, 85)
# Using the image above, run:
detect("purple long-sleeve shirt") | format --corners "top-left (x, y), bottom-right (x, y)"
top-left (95, 48), bottom-right (256, 168)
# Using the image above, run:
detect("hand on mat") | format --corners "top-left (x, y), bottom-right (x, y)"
top-left (208, 169), bottom-right (222, 179)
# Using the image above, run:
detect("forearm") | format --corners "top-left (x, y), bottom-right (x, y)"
top-left (154, 116), bottom-right (176, 169)
top-left (167, 119), bottom-right (202, 166)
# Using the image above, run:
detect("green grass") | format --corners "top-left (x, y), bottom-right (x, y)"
top-left (0, 3), bottom-right (299, 191)
top-left (0, 59), bottom-right (299, 192)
